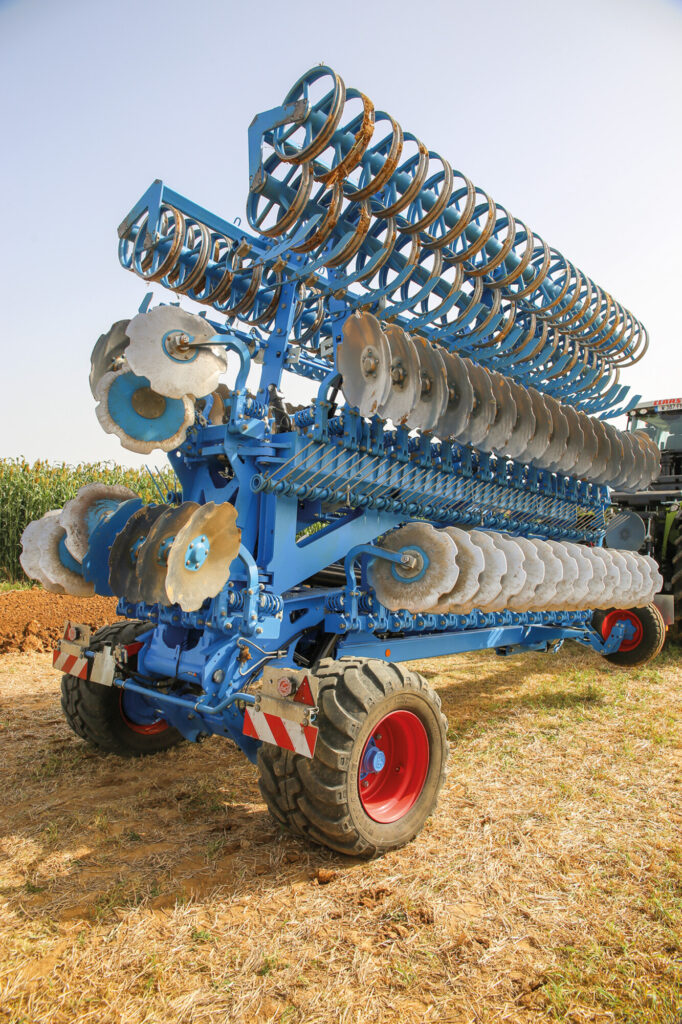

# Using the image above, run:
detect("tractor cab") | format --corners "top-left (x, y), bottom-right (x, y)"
top-left (627, 398), bottom-right (682, 489)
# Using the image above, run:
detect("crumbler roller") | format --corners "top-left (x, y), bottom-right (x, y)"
top-left (370, 525), bottom-right (662, 614)
top-left (22, 63), bottom-right (668, 861)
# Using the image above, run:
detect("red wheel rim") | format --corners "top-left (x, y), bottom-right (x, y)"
top-left (601, 609), bottom-right (643, 652)
top-left (358, 710), bottom-right (430, 824)
top-left (119, 692), bottom-right (169, 735)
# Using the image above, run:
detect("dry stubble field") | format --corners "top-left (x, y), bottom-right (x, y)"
top-left (0, 600), bottom-right (681, 1023)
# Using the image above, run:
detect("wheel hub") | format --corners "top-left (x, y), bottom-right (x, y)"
top-left (358, 710), bottom-right (430, 824)
top-left (602, 609), bottom-right (643, 652)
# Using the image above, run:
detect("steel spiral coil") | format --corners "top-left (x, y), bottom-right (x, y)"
top-left (247, 65), bottom-right (647, 369)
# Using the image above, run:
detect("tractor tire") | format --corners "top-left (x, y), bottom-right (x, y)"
top-left (592, 604), bottom-right (666, 667)
top-left (257, 657), bottom-right (449, 858)
top-left (60, 620), bottom-right (184, 757)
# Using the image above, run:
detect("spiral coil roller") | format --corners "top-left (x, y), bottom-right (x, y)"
top-left (246, 65), bottom-right (647, 372)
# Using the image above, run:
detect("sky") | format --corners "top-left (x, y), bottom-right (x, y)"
top-left (1, 0), bottom-right (681, 468)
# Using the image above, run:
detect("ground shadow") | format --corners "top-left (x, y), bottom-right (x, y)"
top-left (0, 645), bottom-right (617, 926)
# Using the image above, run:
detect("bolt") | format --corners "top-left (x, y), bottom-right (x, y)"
top-left (361, 780), bottom-right (369, 788)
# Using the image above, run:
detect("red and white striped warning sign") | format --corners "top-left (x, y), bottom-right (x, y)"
top-left (243, 708), bottom-right (318, 758)
top-left (52, 649), bottom-right (89, 679)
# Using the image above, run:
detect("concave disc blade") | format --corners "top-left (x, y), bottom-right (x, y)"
top-left (338, 311), bottom-right (392, 418)
top-left (545, 539), bottom-right (579, 611)
top-left (519, 388), bottom-right (552, 464)
top-left (607, 429), bottom-right (638, 490)
top-left (620, 551), bottom-right (644, 603)
top-left (95, 369), bottom-right (195, 454)
top-left (621, 433), bottom-right (649, 491)
top-left (89, 319), bottom-right (131, 399)
top-left (478, 371), bottom-right (517, 454)
top-left (457, 359), bottom-right (496, 446)
top-left (582, 547), bottom-right (607, 608)
top-left (608, 549), bottom-right (633, 606)
top-left (589, 548), bottom-right (621, 609)
top-left (588, 418), bottom-right (612, 481)
top-left (60, 482), bottom-right (138, 562)
top-left (109, 504), bottom-right (167, 600)
top-left (126, 306), bottom-right (226, 399)
top-left (468, 529), bottom-right (507, 611)
top-left (599, 421), bottom-right (625, 484)
top-left (436, 350), bottom-right (474, 440)
top-left (639, 553), bottom-right (663, 605)
top-left (528, 539), bottom-right (563, 610)
top-left (632, 429), bottom-right (661, 487)
top-left (202, 383), bottom-right (231, 425)
top-left (548, 403), bottom-right (583, 475)
top-left (166, 502), bottom-right (242, 612)
top-left (406, 338), bottom-right (448, 433)
top-left (136, 502), bottom-right (200, 605)
top-left (507, 535), bottom-right (545, 611)
top-left (563, 543), bottom-right (594, 608)
top-left (35, 512), bottom-right (93, 596)
top-left (431, 526), bottom-right (485, 613)
top-left (486, 535), bottom-right (526, 612)
top-left (377, 324), bottom-right (420, 424)
top-left (504, 382), bottom-right (535, 460)
top-left (571, 412), bottom-right (599, 480)
top-left (20, 511), bottom-right (65, 591)
top-left (367, 523), bottom-right (458, 612)
top-left (534, 395), bottom-right (569, 470)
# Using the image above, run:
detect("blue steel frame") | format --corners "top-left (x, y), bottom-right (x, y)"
top-left (79, 245), bottom-right (620, 764)
top-left (75, 95), bottom-right (640, 761)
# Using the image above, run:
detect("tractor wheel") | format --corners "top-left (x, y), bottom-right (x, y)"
top-left (60, 620), bottom-right (183, 757)
top-left (592, 604), bottom-right (666, 667)
top-left (257, 657), bottom-right (448, 858)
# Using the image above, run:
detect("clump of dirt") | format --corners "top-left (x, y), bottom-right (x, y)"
top-left (0, 589), bottom-right (120, 654)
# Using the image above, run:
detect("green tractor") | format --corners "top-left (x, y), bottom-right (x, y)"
top-left (609, 397), bottom-right (682, 640)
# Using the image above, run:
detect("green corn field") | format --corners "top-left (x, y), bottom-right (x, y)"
top-left (0, 459), bottom-right (176, 584)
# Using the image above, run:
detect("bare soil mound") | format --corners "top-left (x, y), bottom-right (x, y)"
top-left (0, 589), bottom-right (119, 654)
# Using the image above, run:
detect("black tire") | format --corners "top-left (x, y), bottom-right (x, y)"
top-left (592, 604), bottom-right (666, 667)
top-left (257, 657), bottom-right (449, 858)
top-left (60, 620), bottom-right (184, 757)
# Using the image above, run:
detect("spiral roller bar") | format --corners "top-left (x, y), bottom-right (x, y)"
top-left (119, 196), bottom-right (630, 415)
top-left (250, 67), bottom-right (647, 364)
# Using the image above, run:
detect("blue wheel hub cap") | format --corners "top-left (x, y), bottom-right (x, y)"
top-left (360, 737), bottom-right (386, 779)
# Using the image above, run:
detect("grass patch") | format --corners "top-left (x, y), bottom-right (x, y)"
top-left (1, 644), bottom-right (680, 1023)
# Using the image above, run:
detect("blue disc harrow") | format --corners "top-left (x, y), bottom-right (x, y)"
top-left (22, 66), bottom-right (665, 855)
